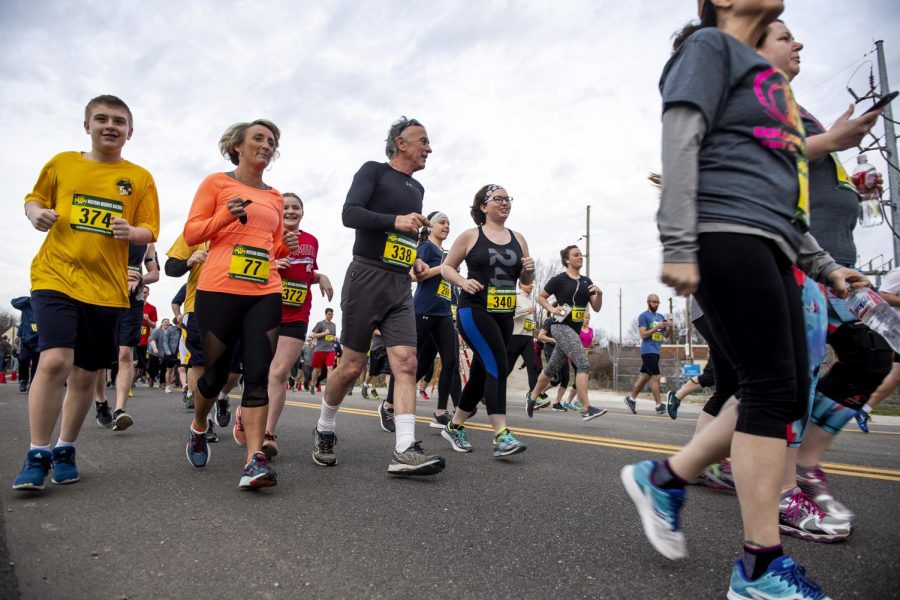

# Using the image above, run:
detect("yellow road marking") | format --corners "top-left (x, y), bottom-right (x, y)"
top-left (277, 399), bottom-right (900, 481)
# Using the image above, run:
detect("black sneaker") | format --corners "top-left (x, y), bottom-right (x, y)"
top-left (655, 403), bottom-right (666, 415)
top-left (551, 403), bottom-right (568, 412)
top-left (379, 402), bottom-right (395, 433)
top-left (623, 395), bottom-right (637, 414)
top-left (666, 391), bottom-right (681, 420)
top-left (430, 412), bottom-right (452, 429)
top-left (581, 406), bottom-right (608, 421)
top-left (206, 419), bottom-right (219, 443)
top-left (526, 392), bottom-right (536, 418)
top-left (183, 391), bottom-right (195, 410)
top-left (388, 441), bottom-right (446, 476)
top-left (95, 401), bottom-right (113, 429)
top-left (361, 385), bottom-right (369, 399)
top-left (312, 428), bottom-right (337, 467)
top-left (112, 409), bottom-right (134, 432)
top-left (215, 398), bottom-right (232, 427)
top-left (186, 426), bottom-right (209, 468)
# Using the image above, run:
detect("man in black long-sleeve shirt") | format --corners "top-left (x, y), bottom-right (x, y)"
top-left (312, 116), bottom-right (445, 477)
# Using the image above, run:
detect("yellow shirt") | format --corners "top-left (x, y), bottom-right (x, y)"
top-left (166, 234), bottom-right (206, 313)
top-left (26, 152), bottom-right (160, 308)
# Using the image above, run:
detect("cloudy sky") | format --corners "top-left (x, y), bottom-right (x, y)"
top-left (2, 0), bottom-right (899, 343)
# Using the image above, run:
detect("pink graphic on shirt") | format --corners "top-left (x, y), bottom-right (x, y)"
top-left (752, 67), bottom-right (804, 154)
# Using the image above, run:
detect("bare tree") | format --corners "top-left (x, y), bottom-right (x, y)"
top-left (624, 318), bottom-right (641, 346)
top-left (0, 310), bottom-right (18, 336)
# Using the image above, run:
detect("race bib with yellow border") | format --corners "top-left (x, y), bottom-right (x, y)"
top-left (486, 286), bottom-right (516, 313)
top-left (325, 334), bottom-right (335, 342)
top-left (524, 318), bottom-right (535, 331)
top-left (437, 279), bottom-right (452, 301)
top-left (282, 279), bottom-right (309, 307)
top-left (70, 194), bottom-right (123, 236)
top-left (570, 306), bottom-right (586, 323)
top-left (382, 233), bottom-right (417, 268)
top-left (229, 244), bottom-right (270, 284)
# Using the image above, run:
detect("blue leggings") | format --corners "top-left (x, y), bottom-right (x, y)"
top-left (457, 307), bottom-right (512, 415)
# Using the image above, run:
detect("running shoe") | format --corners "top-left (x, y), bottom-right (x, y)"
top-left (655, 403), bottom-right (666, 415)
top-left (854, 410), bottom-right (870, 433)
top-left (12, 448), bottom-right (52, 491)
top-left (430, 412), bottom-right (451, 429)
top-left (370, 388), bottom-right (381, 400)
top-left (215, 397), bottom-right (232, 428)
top-left (441, 424), bottom-right (473, 453)
top-left (95, 401), bottom-right (113, 429)
top-left (186, 426), bottom-right (209, 468)
top-left (666, 391), bottom-right (680, 420)
top-left (182, 392), bottom-right (194, 410)
top-left (379, 402), bottom-right (395, 433)
top-left (796, 466), bottom-right (855, 521)
top-left (727, 555), bottom-right (829, 600)
top-left (112, 409), bottom-right (133, 432)
top-left (262, 432), bottom-right (278, 458)
top-left (388, 441), bottom-right (446, 476)
top-left (620, 460), bottom-right (686, 560)
top-left (493, 428), bottom-right (526, 458)
top-left (165, 385), bottom-right (173, 394)
top-left (239, 452), bottom-right (277, 489)
top-left (418, 389), bottom-right (430, 401)
top-left (623, 395), bottom-right (637, 414)
top-left (361, 385), bottom-right (369, 399)
top-left (551, 403), bottom-right (568, 412)
top-left (569, 400), bottom-right (583, 410)
top-left (316, 385), bottom-right (322, 393)
top-left (538, 392), bottom-right (549, 401)
top-left (703, 460), bottom-right (735, 492)
top-left (206, 419), bottom-right (219, 443)
top-left (232, 406), bottom-right (246, 446)
top-left (128, 388), bottom-right (134, 397)
top-left (50, 446), bottom-right (79, 485)
top-left (525, 391), bottom-right (551, 418)
top-left (778, 487), bottom-right (852, 543)
top-left (581, 406), bottom-right (608, 421)
top-left (312, 429), bottom-right (337, 466)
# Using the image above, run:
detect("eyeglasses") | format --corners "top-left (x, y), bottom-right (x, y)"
top-left (484, 196), bottom-right (514, 205)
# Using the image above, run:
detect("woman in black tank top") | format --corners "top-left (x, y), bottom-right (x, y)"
top-left (440, 185), bottom-right (535, 458)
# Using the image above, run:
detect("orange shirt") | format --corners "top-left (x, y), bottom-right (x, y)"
top-left (184, 172), bottom-right (287, 296)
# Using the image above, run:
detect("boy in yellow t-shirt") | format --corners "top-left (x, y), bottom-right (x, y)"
top-left (13, 95), bottom-right (160, 491)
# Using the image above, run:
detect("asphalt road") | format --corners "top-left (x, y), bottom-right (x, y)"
top-left (1, 383), bottom-right (898, 599)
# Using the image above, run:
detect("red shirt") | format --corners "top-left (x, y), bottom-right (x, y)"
top-left (280, 231), bottom-right (319, 324)
top-left (140, 302), bottom-right (158, 346)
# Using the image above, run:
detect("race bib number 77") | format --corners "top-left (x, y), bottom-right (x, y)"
top-left (229, 244), bottom-right (270, 284)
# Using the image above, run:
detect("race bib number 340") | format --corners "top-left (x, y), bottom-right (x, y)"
top-left (70, 194), bottom-right (124, 236)
top-left (282, 279), bottom-right (309, 307)
top-left (383, 233), bottom-right (417, 268)
top-left (486, 286), bottom-right (516, 313)
top-left (229, 244), bottom-right (270, 284)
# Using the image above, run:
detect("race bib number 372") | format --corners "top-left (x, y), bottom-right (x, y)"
top-left (382, 233), bottom-right (417, 268)
top-left (70, 194), bottom-right (123, 236)
top-left (282, 279), bottom-right (309, 307)
top-left (229, 244), bottom-right (270, 284)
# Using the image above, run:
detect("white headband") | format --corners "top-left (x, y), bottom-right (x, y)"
top-left (429, 212), bottom-right (448, 226)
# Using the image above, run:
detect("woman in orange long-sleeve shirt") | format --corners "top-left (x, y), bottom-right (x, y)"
top-left (183, 119), bottom-right (297, 489)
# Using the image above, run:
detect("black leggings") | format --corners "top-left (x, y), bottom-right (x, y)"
top-left (457, 307), bottom-right (513, 415)
top-left (415, 315), bottom-right (459, 410)
top-left (194, 291), bottom-right (281, 408)
top-left (694, 315), bottom-right (738, 417)
top-left (694, 233), bottom-right (808, 439)
top-left (507, 334), bottom-right (539, 390)
top-left (816, 322), bottom-right (893, 408)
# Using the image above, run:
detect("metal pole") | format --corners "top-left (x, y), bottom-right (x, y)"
top-left (585, 205), bottom-right (591, 279)
top-left (618, 287), bottom-right (623, 346)
top-left (875, 40), bottom-right (900, 266)
top-left (686, 295), bottom-right (694, 361)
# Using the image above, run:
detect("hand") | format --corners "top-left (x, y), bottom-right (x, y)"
top-left (187, 249), bottom-right (208, 266)
top-left (394, 213), bottom-right (430, 235)
top-left (127, 269), bottom-right (142, 293)
top-left (555, 307), bottom-right (567, 316)
top-left (318, 275), bottom-right (334, 302)
top-left (460, 279), bottom-right (484, 295)
top-left (227, 198), bottom-right (249, 221)
top-left (282, 229), bottom-right (299, 252)
top-left (275, 257), bottom-right (291, 270)
top-left (661, 262), bottom-right (699, 296)
top-left (111, 217), bottom-right (132, 241)
top-left (527, 306), bottom-right (535, 314)
top-left (26, 206), bottom-right (58, 232)
top-left (588, 284), bottom-right (602, 296)
top-left (826, 267), bottom-right (870, 299)
top-left (521, 256), bottom-right (535, 273)
top-left (827, 104), bottom-right (882, 151)
top-left (412, 259), bottom-right (429, 281)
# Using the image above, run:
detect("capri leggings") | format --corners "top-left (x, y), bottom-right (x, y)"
top-left (694, 315), bottom-right (738, 417)
top-left (456, 307), bottom-right (513, 415)
top-left (414, 315), bottom-right (459, 410)
top-left (693, 233), bottom-right (808, 440)
top-left (543, 344), bottom-right (569, 388)
top-left (194, 290), bottom-right (281, 407)
top-left (544, 325), bottom-right (590, 380)
top-left (507, 334), bottom-right (540, 390)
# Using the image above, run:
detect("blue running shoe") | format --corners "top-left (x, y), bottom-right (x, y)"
top-left (620, 460), bottom-right (686, 560)
top-left (728, 555), bottom-right (830, 600)
top-left (239, 452), bottom-right (277, 489)
top-left (50, 446), bottom-right (79, 485)
top-left (666, 391), bottom-right (681, 420)
top-left (12, 448), bottom-right (52, 491)
top-left (493, 428), bottom-right (525, 458)
top-left (186, 426), bottom-right (209, 468)
top-left (854, 410), bottom-right (870, 433)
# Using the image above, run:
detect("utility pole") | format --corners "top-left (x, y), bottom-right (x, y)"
top-left (668, 297), bottom-right (674, 343)
top-left (618, 288), bottom-right (623, 346)
top-left (686, 295), bottom-right (693, 361)
top-left (875, 40), bottom-right (900, 266)
top-left (585, 205), bottom-right (591, 279)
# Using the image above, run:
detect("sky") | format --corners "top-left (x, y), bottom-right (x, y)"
top-left (2, 0), bottom-right (899, 344)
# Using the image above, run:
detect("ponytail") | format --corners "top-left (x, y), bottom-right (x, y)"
top-left (672, 0), bottom-right (717, 51)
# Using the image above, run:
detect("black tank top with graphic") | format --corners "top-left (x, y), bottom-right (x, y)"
top-left (458, 227), bottom-right (523, 314)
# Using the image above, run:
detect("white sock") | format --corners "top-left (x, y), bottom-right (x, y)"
top-left (54, 439), bottom-right (75, 449)
top-left (29, 443), bottom-right (51, 451)
top-left (190, 423), bottom-right (206, 435)
top-left (317, 399), bottom-right (340, 432)
top-left (394, 413), bottom-right (416, 453)
top-left (862, 405), bottom-right (873, 414)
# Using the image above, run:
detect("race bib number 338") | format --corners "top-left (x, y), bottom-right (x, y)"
top-left (486, 286), bottom-right (516, 313)
top-left (70, 194), bottom-right (123, 236)
top-left (229, 244), bottom-right (270, 284)
top-left (383, 233), bottom-right (417, 268)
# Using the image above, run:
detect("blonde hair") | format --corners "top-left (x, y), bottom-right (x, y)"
top-left (218, 119), bottom-right (281, 166)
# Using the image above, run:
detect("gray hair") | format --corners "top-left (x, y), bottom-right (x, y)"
top-left (385, 116), bottom-right (423, 159)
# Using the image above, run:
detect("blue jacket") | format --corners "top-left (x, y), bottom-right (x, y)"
top-left (11, 297), bottom-right (38, 347)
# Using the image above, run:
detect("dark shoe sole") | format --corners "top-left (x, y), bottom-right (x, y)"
top-left (582, 408), bottom-right (608, 421)
top-left (387, 458), bottom-right (446, 476)
top-left (493, 445), bottom-right (527, 458)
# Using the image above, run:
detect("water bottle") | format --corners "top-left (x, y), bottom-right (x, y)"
top-left (851, 155), bottom-right (884, 227)
top-left (846, 287), bottom-right (900, 353)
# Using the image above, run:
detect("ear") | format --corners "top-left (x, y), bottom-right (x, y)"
top-left (84, 120), bottom-right (90, 134)
top-left (127, 126), bottom-right (134, 141)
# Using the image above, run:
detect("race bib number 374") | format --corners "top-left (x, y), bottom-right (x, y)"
top-left (70, 194), bottom-right (124, 236)
top-left (229, 244), bottom-right (270, 284)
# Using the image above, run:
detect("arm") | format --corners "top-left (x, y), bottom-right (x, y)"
top-left (587, 278), bottom-right (603, 312)
top-left (184, 176), bottom-right (241, 245)
top-left (806, 105), bottom-right (882, 161)
top-left (165, 257), bottom-right (190, 277)
top-left (141, 244), bottom-right (160, 285)
top-left (795, 232), bottom-right (841, 284)
top-left (313, 272), bottom-right (334, 301)
top-left (440, 230), bottom-right (484, 294)
top-left (341, 164), bottom-right (399, 231)
top-left (880, 291), bottom-right (900, 308)
top-left (535, 289), bottom-right (562, 317)
top-left (537, 326), bottom-right (555, 345)
top-left (514, 232), bottom-right (535, 285)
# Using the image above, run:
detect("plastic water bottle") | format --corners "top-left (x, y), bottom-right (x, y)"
top-left (851, 155), bottom-right (883, 227)
top-left (846, 287), bottom-right (900, 353)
